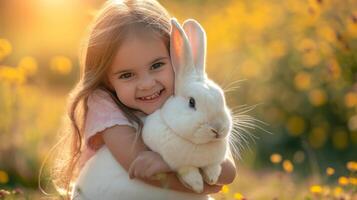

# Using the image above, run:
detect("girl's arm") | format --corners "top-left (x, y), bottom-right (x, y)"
top-left (101, 124), bottom-right (222, 194)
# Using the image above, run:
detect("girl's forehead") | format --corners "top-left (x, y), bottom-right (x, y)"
top-left (123, 25), bottom-right (165, 43)
top-left (110, 31), bottom-right (168, 72)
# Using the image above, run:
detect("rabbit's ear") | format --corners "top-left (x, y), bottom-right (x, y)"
top-left (183, 19), bottom-right (206, 80)
top-left (170, 18), bottom-right (195, 93)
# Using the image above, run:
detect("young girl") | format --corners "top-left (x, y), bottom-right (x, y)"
top-left (52, 0), bottom-right (236, 199)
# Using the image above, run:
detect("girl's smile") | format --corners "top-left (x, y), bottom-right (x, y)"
top-left (107, 30), bottom-right (174, 114)
top-left (137, 88), bottom-right (165, 102)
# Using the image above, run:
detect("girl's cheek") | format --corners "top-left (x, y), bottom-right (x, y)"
top-left (170, 70), bottom-right (175, 93)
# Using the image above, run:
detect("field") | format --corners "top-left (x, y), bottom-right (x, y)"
top-left (0, 0), bottom-right (356, 199)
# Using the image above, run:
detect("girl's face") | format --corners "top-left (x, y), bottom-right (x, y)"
top-left (107, 31), bottom-right (174, 114)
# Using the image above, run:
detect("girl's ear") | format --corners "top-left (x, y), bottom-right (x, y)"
top-left (183, 19), bottom-right (207, 80)
top-left (104, 74), bottom-right (115, 91)
top-left (170, 18), bottom-right (195, 94)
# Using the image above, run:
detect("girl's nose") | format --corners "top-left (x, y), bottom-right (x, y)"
top-left (137, 75), bottom-right (156, 90)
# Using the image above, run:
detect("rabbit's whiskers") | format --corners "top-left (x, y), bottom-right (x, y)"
top-left (227, 104), bottom-right (272, 160)
top-left (221, 79), bottom-right (246, 93)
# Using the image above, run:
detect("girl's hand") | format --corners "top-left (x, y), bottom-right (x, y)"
top-left (128, 150), bottom-right (172, 180)
top-left (216, 158), bottom-right (237, 185)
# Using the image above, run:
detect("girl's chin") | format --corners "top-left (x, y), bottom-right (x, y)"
top-left (140, 104), bottom-right (161, 115)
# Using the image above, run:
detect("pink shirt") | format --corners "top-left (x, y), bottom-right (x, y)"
top-left (79, 89), bottom-right (135, 168)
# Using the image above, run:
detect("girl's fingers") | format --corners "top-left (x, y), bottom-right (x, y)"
top-left (128, 158), bottom-right (159, 180)
top-left (145, 166), bottom-right (154, 177)
top-left (146, 165), bottom-right (162, 180)
top-left (128, 161), bottom-right (136, 179)
top-left (136, 166), bottom-right (151, 180)
top-left (137, 164), bottom-right (145, 178)
top-left (134, 169), bottom-right (140, 178)
top-left (140, 168), bottom-right (149, 179)
top-left (128, 168), bottom-right (134, 179)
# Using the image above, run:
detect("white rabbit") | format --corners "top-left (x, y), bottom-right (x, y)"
top-left (72, 18), bottom-right (233, 200)
top-left (142, 18), bottom-right (232, 194)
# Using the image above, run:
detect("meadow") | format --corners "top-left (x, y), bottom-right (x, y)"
top-left (0, 0), bottom-right (356, 199)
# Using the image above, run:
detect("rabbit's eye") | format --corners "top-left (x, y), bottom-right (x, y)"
top-left (189, 97), bottom-right (196, 109)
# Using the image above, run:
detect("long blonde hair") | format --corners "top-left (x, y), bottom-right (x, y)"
top-left (47, 0), bottom-right (171, 198)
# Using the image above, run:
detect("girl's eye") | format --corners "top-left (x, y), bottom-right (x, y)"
top-left (119, 73), bottom-right (133, 79)
top-left (189, 97), bottom-right (196, 110)
top-left (151, 62), bottom-right (164, 70)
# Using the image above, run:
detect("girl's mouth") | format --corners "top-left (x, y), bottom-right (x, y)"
top-left (137, 89), bottom-right (165, 102)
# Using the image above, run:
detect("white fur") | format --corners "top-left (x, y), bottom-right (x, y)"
top-left (143, 108), bottom-right (228, 169)
top-left (72, 147), bottom-right (208, 200)
top-left (142, 19), bottom-right (233, 193)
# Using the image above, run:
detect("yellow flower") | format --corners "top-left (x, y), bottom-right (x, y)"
top-left (346, 161), bottom-right (357, 172)
top-left (294, 72), bottom-right (311, 91)
top-left (308, 89), bottom-right (327, 106)
top-left (50, 56), bottom-right (72, 75)
top-left (270, 153), bottom-right (282, 164)
top-left (220, 185), bottom-right (229, 194)
top-left (234, 192), bottom-right (244, 200)
top-left (286, 116), bottom-right (305, 136)
top-left (310, 185), bottom-right (322, 194)
top-left (0, 65), bottom-right (26, 85)
top-left (326, 167), bottom-right (335, 176)
top-left (317, 25), bottom-right (336, 43)
top-left (319, 42), bottom-right (333, 58)
top-left (307, 0), bottom-right (321, 19)
top-left (0, 38), bottom-right (12, 61)
top-left (268, 40), bottom-right (286, 59)
top-left (338, 176), bottom-right (349, 186)
top-left (345, 92), bottom-right (357, 108)
top-left (347, 17), bottom-right (357, 38)
top-left (0, 170), bottom-right (9, 184)
top-left (327, 59), bottom-right (341, 80)
top-left (18, 56), bottom-right (38, 77)
top-left (297, 38), bottom-right (316, 52)
top-left (302, 51), bottom-right (320, 68)
top-left (282, 160), bottom-right (294, 173)
top-left (349, 177), bottom-right (357, 185)
top-left (333, 187), bottom-right (343, 197)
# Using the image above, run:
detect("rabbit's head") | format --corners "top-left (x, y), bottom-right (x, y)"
top-left (160, 18), bottom-right (232, 145)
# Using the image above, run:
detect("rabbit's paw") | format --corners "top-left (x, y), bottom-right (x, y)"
top-left (201, 164), bottom-right (222, 185)
top-left (177, 166), bottom-right (204, 193)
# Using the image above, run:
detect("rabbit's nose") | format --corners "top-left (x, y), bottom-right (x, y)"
top-left (211, 128), bottom-right (219, 138)
top-left (211, 121), bottom-right (222, 130)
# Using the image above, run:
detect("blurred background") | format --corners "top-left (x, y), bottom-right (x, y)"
top-left (0, 0), bottom-right (356, 199)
